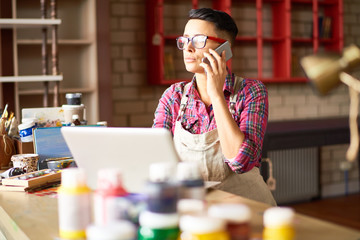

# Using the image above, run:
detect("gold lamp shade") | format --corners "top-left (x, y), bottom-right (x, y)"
top-left (300, 44), bottom-right (360, 95)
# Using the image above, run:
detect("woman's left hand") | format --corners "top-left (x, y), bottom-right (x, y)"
top-left (200, 48), bottom-right (227, 101)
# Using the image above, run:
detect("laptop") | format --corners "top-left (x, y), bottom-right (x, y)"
top-left (61, 126), bottom-right (180, 193)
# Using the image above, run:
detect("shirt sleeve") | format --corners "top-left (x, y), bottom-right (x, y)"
top-left (225, 79), bottom-right (269, 173)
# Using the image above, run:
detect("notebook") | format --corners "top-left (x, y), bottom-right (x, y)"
top-left (61, 127), bottom-right (180, 193)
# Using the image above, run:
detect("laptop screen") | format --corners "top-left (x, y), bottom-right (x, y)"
top-left (61, 126), bottom-right (180, 192)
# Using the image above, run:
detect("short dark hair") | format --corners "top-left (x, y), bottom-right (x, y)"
top-left (189, 8), bottom-right (238, 45)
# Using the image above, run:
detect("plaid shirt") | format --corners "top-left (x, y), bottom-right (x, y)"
top-left (152, 73), bottom-right (268, 173)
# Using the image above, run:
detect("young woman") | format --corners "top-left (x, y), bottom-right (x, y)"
top-left (153, 8), bottom-right (276, 206)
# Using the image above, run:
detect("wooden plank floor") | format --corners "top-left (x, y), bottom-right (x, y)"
top-left (285, 193), bottom-right (360, 231)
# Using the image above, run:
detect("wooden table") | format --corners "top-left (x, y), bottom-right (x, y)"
top-left (0, 190), bottom-right (359, 240)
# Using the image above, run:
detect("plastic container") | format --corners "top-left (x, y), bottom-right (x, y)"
top-left (263, 207), bottom-right (295, 240)
top-left (11, 154), bottom-right (39, 173)
top-left (62, 104), bottom-right (85, 124)
top-left (138, 211), bottom-right (180, 240)
top-left (145, 162), bottom-right (178, 213)
top-left (18, 121), bottom-right (36, 142)
top-left (93, 168), bottom-right (128, 225)
top-left (86, 220), bottom-right (136, 240)
top-left (177, 161), bottom-right (205, 200)
top-left (66, 93), bottom-right (82, 105)
top-left (208, 203), bottom-right (251, 240)
top-left (179, 215), bottom-right (230, 240)
top-left (46, 157), bottom-right (77, 170)
top-left (58, 168), bottom-right (91, 239)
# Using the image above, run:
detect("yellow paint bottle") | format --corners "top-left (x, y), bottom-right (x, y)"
top-left (58, 169), bottom-right (91, 239)
top-left (179, 215), bottom-right (230, 240)
top-left (263, 207), bottom-right (295, 240)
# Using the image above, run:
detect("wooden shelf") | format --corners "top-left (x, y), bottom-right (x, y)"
top-left (17, 39), bottom-right (93, 45)
top-left (0, 75), bottom-right (63, 83)
top-left (18, 87), bottom-right (95, 95)
top-left (0, 18), bottom-right (61, 28)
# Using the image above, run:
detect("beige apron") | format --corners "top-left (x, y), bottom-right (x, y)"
top-left (173, 77), bottom-right (276, 206)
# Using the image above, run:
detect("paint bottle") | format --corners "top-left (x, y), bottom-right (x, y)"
top-left (58, 168), bottom-right (91, 239)
top-left (93, 168), bottom-right (128, 225)
top-left (263, 207), bottom-right (295, 240)
top-left (176, 161), bottom-right (205, 200)
top-left (176, 161), bottom-right (206, 215)
top-left (86, 220), bottom-right (137, 240)
top-left (179, 215), bottom-right (230, 240)
top-left (208, 203), bottom-right (251, 240)
top-left (145, 162), bottom-right (178, 213)
top-left (138, 210), bottom-right (180, 240)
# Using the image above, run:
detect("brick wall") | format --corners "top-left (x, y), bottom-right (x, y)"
top-left (109, 0), bottom-right (359, 197)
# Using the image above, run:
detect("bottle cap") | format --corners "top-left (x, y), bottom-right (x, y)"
top-left (176, 161), bottom-right (202, 181)
top-left (96, 168), bottom-right (127, 195)
top-left (177, 199), bottom-right (205, 215)
top-left (139, 211), bottom-right (179, 228)
top-left (86, 221), bottom-right (136, 240)
top-left (208, 203), bottom-right (251, 223)
top-left (263, 207), bottom-right (295, 227)
top-left (149, 162), bottom-right (175, 182)
top-left (179, 215), bottom-right (226, 234)
top-left (61, 168), bottom-right (88, 188)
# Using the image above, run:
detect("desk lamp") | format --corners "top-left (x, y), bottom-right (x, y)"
top-left (300, 44), bottom-right (360, 163)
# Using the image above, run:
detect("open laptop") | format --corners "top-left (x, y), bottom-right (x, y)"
top-left (61, 127), bottom-right (180, 193)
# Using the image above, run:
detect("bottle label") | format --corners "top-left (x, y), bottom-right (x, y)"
top-left (58, 192), bottom-right (91, 237)
top-left (180, 231), bottom-right (230, 240)
top-left (263, 226), bottom-right (295, 240)
top-left (138, 226), bottom-right (179, 240)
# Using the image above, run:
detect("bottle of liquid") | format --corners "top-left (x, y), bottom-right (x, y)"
top-left (93, 168), bottom-right (128, 225)
top-left (138, 211), bottom-right (180, 240)
top-left (145, 162), bottom-right (178, 213)
top-left (263, 207), bottom-right (295, 240)
top-left (208, 203), bottom-right (251, 240)
top-left (176, 161), bottom-right (205, 200)
top-left (179, 215), bottom-right (230, 240)
top-left (176, 161), bottom-right (205, 215)
top-left (138, 162), bottom-right (180, 240)
top-left (58, 168), bottom-right (91, 239)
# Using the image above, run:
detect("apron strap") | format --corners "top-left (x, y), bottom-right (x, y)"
top-left (229, 76), bottom-right (243, 116)
top-left (177, 82), bottom-right (192, 121)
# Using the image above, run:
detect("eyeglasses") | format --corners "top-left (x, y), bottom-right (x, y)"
top-left (176, 34), bottom-right (226, 50)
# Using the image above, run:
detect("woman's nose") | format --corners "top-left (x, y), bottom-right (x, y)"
top-left (184, 41), bottom-right (195, 52)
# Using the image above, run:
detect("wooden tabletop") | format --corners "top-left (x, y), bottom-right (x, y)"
top-left (0, 190), bottom-right (359, 240)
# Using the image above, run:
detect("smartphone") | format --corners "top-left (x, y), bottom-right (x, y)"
top-left (202, 41), bottom-right (233, 64)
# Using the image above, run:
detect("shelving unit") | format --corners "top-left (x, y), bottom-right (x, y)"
top-left (146, 0), bottom-right (343, 85)
top-left (0, 0), bottom-right (99, 124)
top-left (0, 0), bottom-right (62, 118)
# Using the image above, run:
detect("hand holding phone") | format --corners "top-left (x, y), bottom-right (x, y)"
top-left (202, 41), bottom-right (232, 65)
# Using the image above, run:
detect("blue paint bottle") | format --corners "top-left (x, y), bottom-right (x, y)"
top-left (144, 162), bottom-right (179, 213)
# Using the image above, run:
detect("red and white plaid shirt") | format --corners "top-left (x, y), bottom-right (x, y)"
top-left (153, 72), bottom-right (268, 173)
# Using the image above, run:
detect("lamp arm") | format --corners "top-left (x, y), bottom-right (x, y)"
top-left (341, 72), bottom-right (360, 163)
top-left (340, 72), bottom-right (360, 92)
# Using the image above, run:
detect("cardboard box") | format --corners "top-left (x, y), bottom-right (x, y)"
top-left (15, 139), bottom-right (34, 154)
